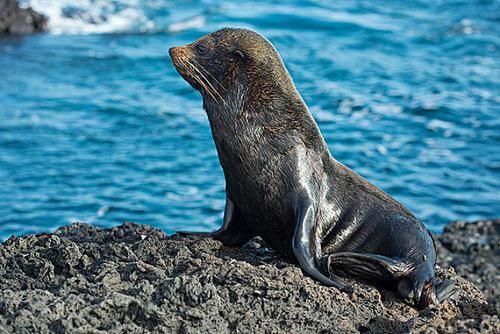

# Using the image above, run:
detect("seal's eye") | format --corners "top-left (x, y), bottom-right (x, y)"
top-left (195, 42), bottom-right (209, 55)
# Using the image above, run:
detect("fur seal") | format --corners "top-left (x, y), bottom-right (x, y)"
top-left (169, 28), bottom-right (457, 308)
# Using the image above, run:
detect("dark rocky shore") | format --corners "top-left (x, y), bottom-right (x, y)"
top-left (0, 220), bottom-right (498, 333)
top-left (0, 0), bottom-right (47, 34)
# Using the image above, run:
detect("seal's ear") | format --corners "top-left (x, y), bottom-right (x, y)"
top-left (229, 49), bottom-right (245, 62)
top-left (232, 49), bottom-right (245, 59)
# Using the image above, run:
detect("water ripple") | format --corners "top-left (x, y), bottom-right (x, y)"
top-left (0, 0), bottom-right (498, 239)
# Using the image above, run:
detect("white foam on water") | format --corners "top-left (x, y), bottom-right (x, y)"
top-left (167, 15), bottom-right (205, 33)
top-left (23, 0), bottom-right (209, 35)
top-left (23, 0), bottom-right (154, 34)
top-left (23, 0), bottom-right (208, 34)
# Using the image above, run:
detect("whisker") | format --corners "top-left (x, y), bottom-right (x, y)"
top-left (185, 60), bottom-right (221, 97)
top-left (181, 59), bottom-right (219, 102)
top-left (181, 60), bottom-right (211, 97)
top-left (190, 58), bottom-right (226, 91)
top-left (178, 60), bottom-right (207, 94)
top-left (185, 60), bottom-right (227, 106)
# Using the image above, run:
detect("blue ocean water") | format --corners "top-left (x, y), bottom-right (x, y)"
top-left (0, 0), bottom-right (499, 239)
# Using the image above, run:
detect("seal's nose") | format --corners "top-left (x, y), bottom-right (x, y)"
top-left (168, 47), bottom-right (176, 58)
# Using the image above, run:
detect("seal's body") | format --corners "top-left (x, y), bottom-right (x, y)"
top-left (169, 28), bottom-right (456, 307)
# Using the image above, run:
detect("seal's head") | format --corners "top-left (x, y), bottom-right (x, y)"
top-left (169, 28), bottom-right (298, 109)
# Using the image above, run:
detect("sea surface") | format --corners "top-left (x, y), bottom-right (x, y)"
top-left (0, 0), bottom-right (499, 239)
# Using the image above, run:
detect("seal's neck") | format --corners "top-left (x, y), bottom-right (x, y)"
top-left (202, 85), bottom-right (255, 151)
top-left (202, 82), bottom-right (326, 156)
top-left (203, 79), bottom-right (306, 121)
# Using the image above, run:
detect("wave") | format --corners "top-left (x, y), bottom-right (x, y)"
top-left (22, 0), bottom-right (205, 34)
top-left (168, 15), bottom-right (205, 33)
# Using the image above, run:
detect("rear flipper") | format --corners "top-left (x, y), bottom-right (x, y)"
top-left (321, 252), bottom-right (413, 282)
top-left (322, 252), bottom-right (459, 308)
top-left (435, 279), bottom-right (459, 302)
top-left (398, 276), bottom-right (459, 308)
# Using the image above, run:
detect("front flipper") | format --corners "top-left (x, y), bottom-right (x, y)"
top-left (292, 195), bottom-right (350, 291)
top-left (177, 194), bottom-right (255, 247)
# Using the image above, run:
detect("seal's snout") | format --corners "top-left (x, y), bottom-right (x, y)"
top-left (168, 47), bottom-right (175, 57)
top-left (169, 46), bottom-right (179, 61)
top-left (169, 46), bottom-right (183, 68)
top-left (169, 46), bottom-right (190, 61)
top-left (169, 47), bottom-right (180, 58)
top-left (169, 45), bottom-right (201, 90)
